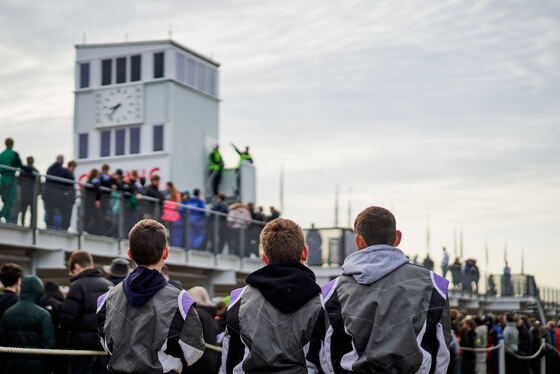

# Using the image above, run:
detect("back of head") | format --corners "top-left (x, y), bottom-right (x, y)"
top-left (20, 275), bottom-right (44, 303)
top-left (128, 219), bottom-right (167, 266)
top-left (506, 313), bottom-right (515, 323)
top-left (193, 188), bottom-right (200, 197)
top-left (187, 286), bottom-right (212, 306)
top-left (56, 154), bottom-right (64, 164)
top-left (26, 156), bottom-right (34, 165)
top-left (260, 218), bottom-right (305, 263)
top-left (354, 206), bottom-right (396, 246)
top-left (69, 250), bottom-right (94, 273)
top-left (5, 137), bottom-right (14, 148)
top-left (1, 263), bottom-right (23, 288)
top-left (44, 281), bottom-right (63, 300)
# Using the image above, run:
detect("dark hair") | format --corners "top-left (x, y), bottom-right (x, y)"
top-left (26, 156), bottom-right (34, 165)
top-left (506, 313), bottom-right (515, 322)
top-left (5, 138), bottom-right (14, 148)
top-left (101, 163), bottom-right (110, 172)
top-left (354, 206), bottom-right (396, 246)
top-left (193, 188), bottom-right (200, 196)
top-left (128, 219), bottom-right (167, 266)
top-left (217, 193), bottom-right (226, 202)
top-left (0, 263), bottom-right (23, 287)
top-left (151, 175), bottom-right (160, 182)
top-left (87, 168), bottom-right (99, 182)
top-left (44, 281), bottom-right (64, 301)
top-left (68, 250), bottom-right (93, 272)
top-left (67, 160), bottom-right (77, 168)
top-left (260, 218), bottom-right (305, 263)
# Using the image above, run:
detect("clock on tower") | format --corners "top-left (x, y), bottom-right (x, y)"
top-left (95, 85), bottom-right (143, 126)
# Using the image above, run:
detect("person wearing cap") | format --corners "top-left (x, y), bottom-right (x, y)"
top-left (103, 258), bottom-right (132, 285)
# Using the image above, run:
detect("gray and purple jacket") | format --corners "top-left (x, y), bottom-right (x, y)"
top-left (320, 245), bottom-right (451, 374)
top-left (220, 262), bottom-right (325, 374)
top-left (97, 266), bottom-right (205, 373)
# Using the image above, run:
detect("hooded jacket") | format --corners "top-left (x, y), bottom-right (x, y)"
top-left (60, 268), bottom-right (113, 349)
top-left (220, 262), bottom-right (324, 374)
top-left (321, 244), bottom-right (451, 374)
top-left (0, 276), bottom-right (56, 374)
top-left (97, 266), bottom-right (205, 373)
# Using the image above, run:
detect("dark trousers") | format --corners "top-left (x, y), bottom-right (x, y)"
top-left (18, 187), bottom-right (34, 226)
top-left (210, 169), bottom-right (222, 196)
top-left (68, 355), bottom-right (107, 374)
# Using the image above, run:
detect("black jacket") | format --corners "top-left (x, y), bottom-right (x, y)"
top-left (144, 183), bottom-right (163, 199)
top-left (45, 162), bottom-right (74, 187)
top-left (0, 290), bottom-right (18, 320)
top-left (182, 305), bottom-right (220, 374)
top-left (60, 268), bottom-right (112, 349)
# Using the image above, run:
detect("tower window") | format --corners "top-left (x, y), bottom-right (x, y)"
top-left (79, 63), bottom-right (90, 89)
top-left (116, 57), bottom-right (126, 84)
top-left (130, 127), bottom-right (141, 154)
top-left (102, 59), bottom-right (112, 85)
top-left (153, 125), bottom-right (164, 152)
top-left (154, 52), bottom-right (164, 78)
top-left (115, 128), bottom-right (126, 155)
top-left (100, 130), bottom-right (111, 157)
top-left (78, 133), bottom-right (88, 159)
top-left (131, 55), bottom-right (141, 81)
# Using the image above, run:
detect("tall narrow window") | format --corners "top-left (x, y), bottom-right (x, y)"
top-left (154, 52), bottom-right (164, 78)
top-left (78, 133), bottom-right (88, 159)
top-left (196, 62), bottom-right (206, 92)
top-left (153, 125), bottom-right (164, 151)
top-left (100, 130), bottom-right (111, 157)
top-left (115, 128), bottom-right (126, 155)
top-left (131, 55), bottom-right (141, 81)
top-left (187, 58), bottom-right (196, 86)
top-left (208, 68), bottom-right (216, 96)
top-left (80, 63), bottom-right (90, 88)
top-left (130, 127), bottom-right (140, 154)
top-left (176, 53), bottom-right (185, 82)
top-left (102, 59), bottom-right (112, 85)
top-left (116, 57), bottom-right (126, 84)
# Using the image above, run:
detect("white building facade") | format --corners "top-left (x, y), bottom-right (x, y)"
top-left (72, 40), bottom-right (220, 191)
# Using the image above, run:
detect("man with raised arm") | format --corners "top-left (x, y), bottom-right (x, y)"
top-left (321, 206), bottom-right (451, 373)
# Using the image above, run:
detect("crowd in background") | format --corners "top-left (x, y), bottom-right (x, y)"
top-left (448, 309), bottom-right (560, 374)
top-left (0, 137), bottom-right (282, 257)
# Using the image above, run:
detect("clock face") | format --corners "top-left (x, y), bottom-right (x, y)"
top-left (95, 86), bottom-right (143, 126)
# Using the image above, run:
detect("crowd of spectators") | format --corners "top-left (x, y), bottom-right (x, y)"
top-left (448, 309), bottom-right (560, 374)
top-left (0, 137), bottom-right (283, 258)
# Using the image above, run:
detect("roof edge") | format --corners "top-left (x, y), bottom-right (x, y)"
top-left (75, 39), bottom-right (220, 67)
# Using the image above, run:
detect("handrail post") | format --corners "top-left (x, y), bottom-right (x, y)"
top-left (213, 213), bottom-right (220, 255)
top-left (184, 208), bottom-right (190, 252)
top-left (499, 343), bottom-right (505, 374)
top-left (31, 173), bottom-right (40, 244)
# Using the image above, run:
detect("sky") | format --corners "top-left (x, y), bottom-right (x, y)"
top-left (1, 0), bottom-right (559, 286)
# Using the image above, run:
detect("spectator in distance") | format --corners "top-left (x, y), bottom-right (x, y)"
top-left (226, 201), bottom-right (251, 256)
top-left (0, 275), bottom-right (56, 374)
top-left (18, 156), bottom-right (39, 226)
top-left (102, 258), bottom-right (131, 285)
top-left (0, 262), bottom-right (23, 319)
top-left (97, 219), bottom-right (205, 373)
top-left (60, 250), bottom-right (112, 374)
top-left (321, 206), bottom-right (451, 373)
top-left (0, 137), bottom-right (23, 223)
top-left (221, 218), bottom-right (324, 373)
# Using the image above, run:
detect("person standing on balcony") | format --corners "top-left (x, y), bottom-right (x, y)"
top-left (43, 155), bottom-right (75, 230)
top-left (208, 144), bottom-right (224, 196)
top-left (185, 188), bottom-right (207, 249)
top-left (0, 137), bottom-right (22, 223)
top-left (231, 143), bottom-right (253, 167)
top-left (441, 246), bottom-right (449, 278)
top-left (18, 156), bottom-right (38, 226)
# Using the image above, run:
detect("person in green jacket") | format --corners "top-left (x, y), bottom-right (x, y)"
top-left (231, 143), bottom-right (253, 168)
top-left (0, 137), bottom-right (23, 222)
top-left (208, 144), bottom-right (224, 196)
top-left (0, 275), bottom-right (56, 374)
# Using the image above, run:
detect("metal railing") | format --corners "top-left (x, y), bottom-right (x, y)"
top-left (0, 164), bottom-right (265, 258)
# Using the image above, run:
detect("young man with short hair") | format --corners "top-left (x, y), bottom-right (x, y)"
top-left (97, 219), bottom-right (205, 373)
top-left (0, 262), bottom-right (23, 319)
top-left (61, 250), bottom-right (112, 374)
top-left (321, 206), bottom-right (451, 373)
top-left (221, 218), bottom-right (324, 373)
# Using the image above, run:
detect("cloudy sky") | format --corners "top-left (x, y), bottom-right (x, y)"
top-left (1, 1), bottom-right (559, 286)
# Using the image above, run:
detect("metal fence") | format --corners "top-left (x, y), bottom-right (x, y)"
top-left (0, 164), bottom-right (264, 258)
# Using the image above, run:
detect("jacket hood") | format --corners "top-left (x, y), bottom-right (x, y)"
top-left (122, 266), bottom-right (168, 307)
top-left (246, 262), bottom-right (321, 313)
top-left (342, 244), bottom-right (409, 285)
top-left (20, 275), bottom-right (44, 304)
